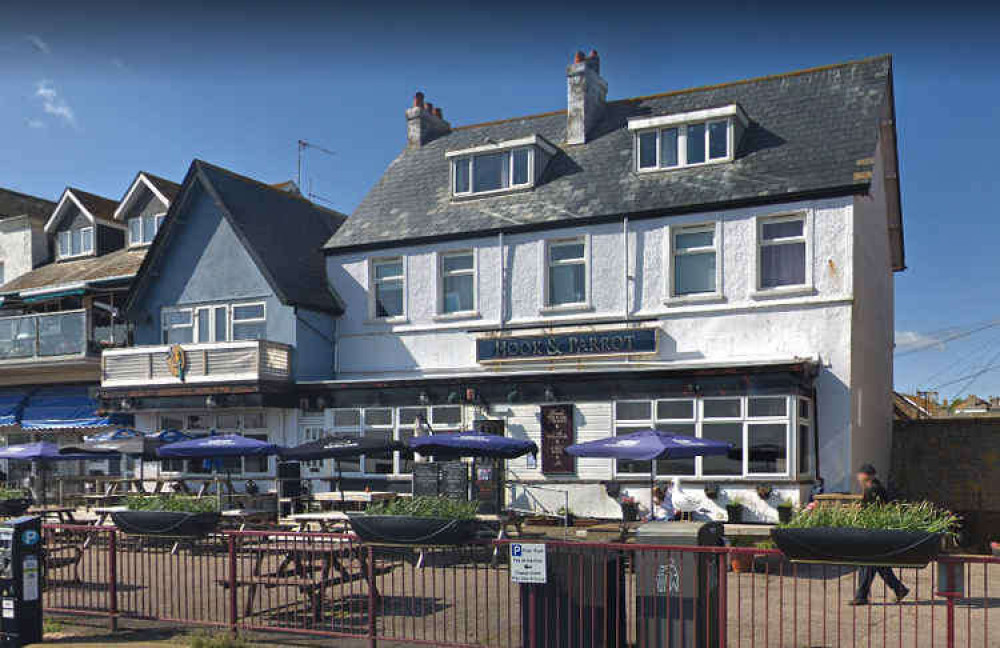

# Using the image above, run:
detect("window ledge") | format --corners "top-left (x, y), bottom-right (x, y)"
top-left (432, 311), bottom-right (481, 322)
top-left (750, 285), bottom-right (816, 300)
top-left (57, 252), bottom-right (95, 262)
top-left (636, 156), bottom-right (733, 174)
top-left (539, 303), bottom-right (594, 316)
top-left (664, 293), bottom-right (725, 307)
top-left (451, 184), bottom-right (534, 201)
top-left (364, 316), bottom-right (410, 326)
top-left (128, 242), bottom-right (152, 249)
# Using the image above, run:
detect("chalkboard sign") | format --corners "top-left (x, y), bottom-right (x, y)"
top-left (473, 458), bottom-right (501, 515)
top-left (412, 463), bottom-right (440, 497)
top-left (540, 404), bottom-right (575, 474)
top-left (440, 462), bottom-right (470, 500)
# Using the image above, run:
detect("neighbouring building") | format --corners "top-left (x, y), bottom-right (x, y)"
top-left (0, 173), bottom-right (178, 487)
top-left (307, 53), bottom-right (905, 521)
top-left (0, 187), bottom-right (55, 287)
top-left (98, 160), bottom-right (345, 486)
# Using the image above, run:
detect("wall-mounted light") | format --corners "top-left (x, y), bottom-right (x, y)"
top-left (418, 391), bottom-right (430, 406)
top-left (205, 395), bottom-right (218, 408)
top-left (506, 387), bottom-right (521, 404)
top-left (543, 385), bottom-right (557, 402)
top-left (119, 398), bottom-right (133, 411)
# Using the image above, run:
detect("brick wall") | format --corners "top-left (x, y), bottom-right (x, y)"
top-left (891, 418), bottom-right (1000, 547)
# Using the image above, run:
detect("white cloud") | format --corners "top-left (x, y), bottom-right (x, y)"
top-left (111, 57), bottom-right (128, 71)
top-left (895, 330), bottom-right (946, 353)
top-left (25, 34), bottom-right (50, 55)
top-left (24, 118), bottom-right (45, 129)
top-left (34, 80), bottom-right (76, 127)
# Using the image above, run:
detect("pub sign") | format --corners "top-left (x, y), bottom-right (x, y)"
top-left (540, 404), bottom-right (575, 474)
top-left (477, 328), bottom-right (656, 363)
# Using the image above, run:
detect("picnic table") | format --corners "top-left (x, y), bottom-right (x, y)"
top-left (230, 533), bottom-right (379, 621)
top-left (311, 490), bottom-right (396, 511)
top-left (284, 511), bottom-right (351, 532)
top-left (221, 509), bottom-right (275, 531)
top-left (28, 506), bottom-right (77, 524)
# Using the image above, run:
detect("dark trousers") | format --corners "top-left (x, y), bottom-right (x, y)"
top-left (855, 566), bottom-right (905, 601)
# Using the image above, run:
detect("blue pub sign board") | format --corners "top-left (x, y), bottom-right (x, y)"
top-left (476, 328), bottom-right (657, 362)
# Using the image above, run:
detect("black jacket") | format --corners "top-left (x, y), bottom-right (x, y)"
top-left (862, 478), bottom-right (890, 505)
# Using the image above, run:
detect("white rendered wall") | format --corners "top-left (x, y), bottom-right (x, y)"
top-left (326, 196), bottom-right (885, 494)
top-left (0, 217), bottom-right (47, 285)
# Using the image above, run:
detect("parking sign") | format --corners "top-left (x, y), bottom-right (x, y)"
top-left (509, 543), bottom-right (547, 584)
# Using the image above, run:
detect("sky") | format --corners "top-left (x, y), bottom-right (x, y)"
top-left (1, 0), bottom-right (998, 399)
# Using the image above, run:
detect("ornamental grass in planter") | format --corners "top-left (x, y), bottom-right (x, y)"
top-left (112, 495), bottom-right (221, 537)
top-left (350, 496), bottom-right (482, 545)
top-left (772, 501), bottom-right (957, 567)
top-left (0, 488), bottom-right (32, 517)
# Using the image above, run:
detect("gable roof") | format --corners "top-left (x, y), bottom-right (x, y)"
top-left (0, 187), bottom-right (56, 224)
top-left (0, 247), bottom-right (145, 295)
top-left (44, 187), bottom-right (121, 233)
top-left (326, 55), bottom-right (899, 256)
top-left (126, 159), bottom-right (347, 316)
top-left (112, 171), bottom-right (181, 221)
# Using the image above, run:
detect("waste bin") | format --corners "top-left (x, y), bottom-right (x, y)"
top-left (520, 544), bottom-right (627, 648)
top-left (634, 521), bottom-right (724, 648)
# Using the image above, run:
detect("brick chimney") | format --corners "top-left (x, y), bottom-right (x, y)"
top-left (566, 49), bottom-right (607, 145)
top-left (406, 91), bottom-right (451, 147)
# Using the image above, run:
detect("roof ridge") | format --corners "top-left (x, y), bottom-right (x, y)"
top-left (0, 186), bottom-right (56, 206)
top-left (193, 159), bottom-right (347, 221)
top-left (452, 54), bottom-right (891, 132)
top-left (66, 186), bottom-right (118, 204)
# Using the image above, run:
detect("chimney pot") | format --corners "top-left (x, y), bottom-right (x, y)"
top-left (425, 101), bottom-right (434, 114)
top-left (574, 50), bottom-right (585, 63)
top-left (589, 49), bottom-right (599, 59)
top-left (566, 49), bottom-right (608, 145)
top-left (406, 93), bottom-right (450, 147)
top-left (433, 107), bottom-right (443, 118)
top-left (414, 91), bottom-right (425, 108)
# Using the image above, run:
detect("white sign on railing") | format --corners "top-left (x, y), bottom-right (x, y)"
top-left (510, 543), bottom-right (547, 584)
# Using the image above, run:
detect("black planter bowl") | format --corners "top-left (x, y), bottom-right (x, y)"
top-left (348, 514), bottom-right (480, 545)
top-left (0, 498), bottom-right (33, 517)
top-left (111, 510), bottom-right (221, 537)
top-left (772, 527), bottom-right (942, 567)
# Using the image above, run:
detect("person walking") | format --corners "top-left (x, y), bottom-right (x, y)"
top-left (849, 463), bottom-right (910, 605)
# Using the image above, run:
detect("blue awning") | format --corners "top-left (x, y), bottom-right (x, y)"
top-left (0, 390), bottom-right (29, 427)
top-left (20, 386), bottom-right (131, 430)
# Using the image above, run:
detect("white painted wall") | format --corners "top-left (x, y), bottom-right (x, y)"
top-left (0, 216), bottom-right (48, 286)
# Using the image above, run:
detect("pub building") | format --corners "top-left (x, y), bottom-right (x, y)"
top-left (310, 52), bottom-right (904, 520)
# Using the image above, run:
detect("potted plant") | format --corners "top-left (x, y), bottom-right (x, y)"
top-left (702, 483), bottom-right (720, 500)
top-left (349, 496), bottom-right (481, 545)
top-left (0, 489), bottom-right (32, 517)
top-left (726, 496), bottom-right (745, 524)
top-left (728, 536), bottom-right (756, 572)
top-left (620, 495), bottom-right (639, 522)
top-left (112, 495), bottom-right (221, 537)
top-left (991, 540), bottom-right (1000, 558)
top-left (756, 484), bottom-right (773, 501)
top-left (772, 501), bottom-right (956, 567)
top-left (777, 498), bottom-right (794, 524)
top-left (557, 506), bottom-right (575, 527)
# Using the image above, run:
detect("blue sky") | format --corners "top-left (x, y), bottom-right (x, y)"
top-left (1, 1), bottom-right (998, 399)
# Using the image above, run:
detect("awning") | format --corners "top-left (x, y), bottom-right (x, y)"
top-left (20, 386), bottom-right (132, 430)
top-left (0, 390), bottom-right (29, 427)
top-left (22, 288), bottom-right (86, 304)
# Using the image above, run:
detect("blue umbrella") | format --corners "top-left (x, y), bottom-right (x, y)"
top-left (0, 442), bottom-right (120, 505)
top-left (157, 433), bottom-right (279, 458)
top-left (407, 433), bottom-right (538, 459)
top-left (566, 429), bottom-right (732, 515)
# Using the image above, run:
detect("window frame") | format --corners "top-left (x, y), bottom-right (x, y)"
top-left (665, 221), bottom-right (723, 304)
top-left (127, 212), bottom-right (166, 247)
top-left (753, 211), bottom-right (814, 296)
top-left (231, 301), bottom-right (267, 341)
top-left (451, 146), bottom-right (536, 197)
top-left (369, 256), bottom-right (407, 322)
top-left (436, 249), bottom-right (479, 319)
top-left (540, 236), bottom-right (591, 312)
top-left (161, 302), bottom-right (265, 344)
top-left (634, 118), bottom-right (734, 172)
top-left (155, 410), bottom-right (270, 476)
top-left (57, 226), bottom-right (95, 260)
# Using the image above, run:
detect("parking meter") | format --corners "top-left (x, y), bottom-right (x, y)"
top-left (0, 517), bottom-right (42, 647)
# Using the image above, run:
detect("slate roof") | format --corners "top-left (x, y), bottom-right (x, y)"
top-left (127, 160), bottom-right (347, 315)
top-left (0, 187), bottom-right (56, 223)
top-left (142, 172), bottom-right (181, 203)
top-left (326, 55), bottom-right (895, 252)
top-left (0, 247), bottom-right (146, 294)
top-left (67, 187), bottom-right (119, 223)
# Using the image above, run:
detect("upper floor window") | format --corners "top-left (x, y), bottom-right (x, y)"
top-left (545, 238), bottom-right (588, 308)
top-left (669, 224), bottom-right (719, 298)
top-left (372, 257), bottom-right (404, 319)
top-left (57, 227), bottom-right (94, 259)
top-left (447, 135), bottom-right (556, 198)
top-left (629, 104), bottom-right (745, 172)
top-left (757, 214), bottom-right (808, 290)
top-left (232, 303), bottom-right (266, 340)
top-left (452, 147), bottom-right (532, 196)
top-left (128, 213), bottom-right (165, 247)
top-left (161, 301), bottom-right (266, 344)
top-left (439, 251), bottom-right (476, 315)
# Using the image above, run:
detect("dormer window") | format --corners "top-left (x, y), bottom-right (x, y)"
top-left (629, 104), bottom-right (746, 172)
top-left (447, 135), bottom-right (556, 197)
top-left (128, 213), bottom-right (165, 247)
top-left (57, 227), bottom-right (94, 259)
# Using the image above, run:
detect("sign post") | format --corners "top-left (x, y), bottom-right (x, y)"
top-left (510, 543), bottom-right (547, 584)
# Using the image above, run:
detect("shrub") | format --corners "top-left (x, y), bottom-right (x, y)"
top-left (0, 488), bottom-right (29, 500)
top-left (780, 501), bottom-right (957, 535)
top-left (187, 630), bottom-right (253, 648)
top-left (365, 496), bottom-right (479, 520)
top-left (125, 495), bottom-right (218, 513)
